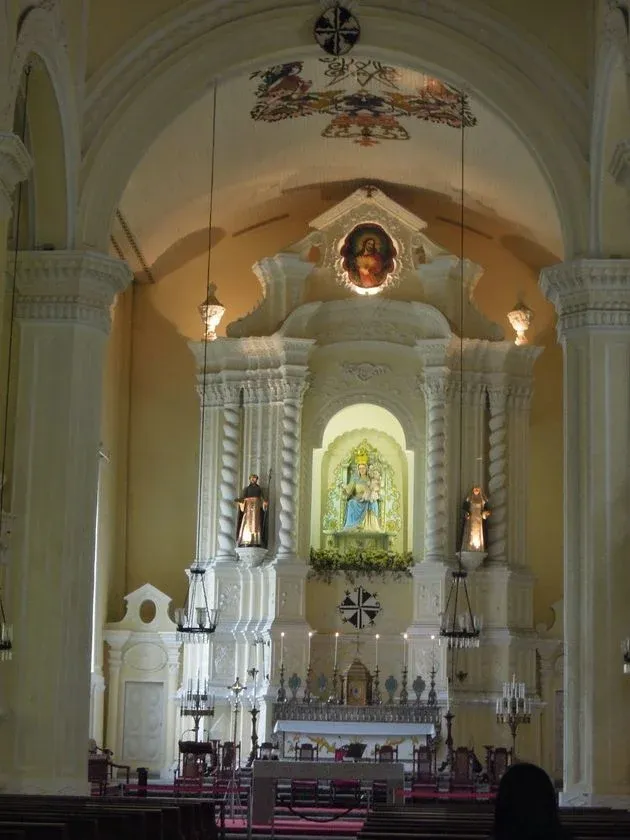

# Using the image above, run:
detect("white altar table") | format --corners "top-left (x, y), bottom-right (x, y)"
top-left (273, 720), bottom-right (436, 761)
top-left (251, 760), bottom-right (405, 824)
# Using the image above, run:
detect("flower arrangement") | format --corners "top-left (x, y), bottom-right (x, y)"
top-left (308, 547), bottom-right (414, 584)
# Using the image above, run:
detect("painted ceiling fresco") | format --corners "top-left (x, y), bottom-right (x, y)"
top-left (250, 58), bottom-right (477, 147)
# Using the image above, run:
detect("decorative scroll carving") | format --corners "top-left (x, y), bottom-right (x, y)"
top-left (342, 362), bottom-right (390, 381)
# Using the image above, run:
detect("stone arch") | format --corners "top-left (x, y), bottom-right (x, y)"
top-left (3, 3), bottom-right (79, 247)
top-left (78, 1), bottom-right (588, 257)
top-left (590, 4), bottom-right (630, 255)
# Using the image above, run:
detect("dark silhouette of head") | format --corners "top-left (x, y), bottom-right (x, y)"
top-left (494, 763), bottom-right (562, 840)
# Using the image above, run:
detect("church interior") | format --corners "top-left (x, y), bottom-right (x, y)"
top-left (0, 0), bottom-right (630, 823)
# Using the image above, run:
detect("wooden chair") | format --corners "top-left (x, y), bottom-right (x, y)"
top-left (219, 741), bottom-right (241, 773)
top-left (486, 745), bottom-right (512, 787)
top-left (88, 741), bottom-right (130, 794)
top-left (291, 743), bottom-right (320, 805)
top-left (451, 747), bottom-right (474, 793)
top-left (372, 744), bottom-right (399, 802)
top-left (330, 743), bottom-right (361, 807)
top-left (412, 744), bottom-right (437, 790)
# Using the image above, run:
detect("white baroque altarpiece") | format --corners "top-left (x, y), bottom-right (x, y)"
top-left (111, 188), bottom-right (551, 772)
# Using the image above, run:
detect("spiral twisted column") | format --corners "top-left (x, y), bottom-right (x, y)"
top-left (421, 375), bottom-right (452, 562)
top-left (215, 382), bottom-right (242, 561)
top-left (275, 376), bottom-right (309, 562)
top-left (487, 386), bottom-right (509, 564)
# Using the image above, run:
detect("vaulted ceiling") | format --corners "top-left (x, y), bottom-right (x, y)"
top-left (118, 56), bottom-right (563, 280)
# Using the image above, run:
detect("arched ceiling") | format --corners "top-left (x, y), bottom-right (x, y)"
top-left (118, 55), bottom-right (563, 274)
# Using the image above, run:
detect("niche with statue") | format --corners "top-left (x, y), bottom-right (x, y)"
top-left (322, 439), bottom-right (402, 553)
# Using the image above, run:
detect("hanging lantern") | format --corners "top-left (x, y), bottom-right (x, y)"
top-left (198, 283), bottom-right (225, 341)
top-left (175, 565), bottom-right (218, 643)
top-left (439, 569), bottom-right (482, 649)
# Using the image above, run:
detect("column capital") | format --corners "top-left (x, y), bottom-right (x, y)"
top-left (0, 132), bottom-right (32, 221)
top-left (16, 250), bottom-right (132, 333)
top-left (420, 368), bottom-right (453, 403)
top-left (540, 259), bottom-right (630, 337)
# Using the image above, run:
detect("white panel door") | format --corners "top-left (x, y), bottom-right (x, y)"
top-left (122, 681), bottom-right (165, 765)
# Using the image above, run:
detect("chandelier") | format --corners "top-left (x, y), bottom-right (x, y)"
top-left (439, 569), bottom-right (482, 648)
top-left (176, 565), bottom-right (218, 642)
top-left (177, 82), bottom-right (221, 642)
top-left (438, 90), bottom-right (482, 653)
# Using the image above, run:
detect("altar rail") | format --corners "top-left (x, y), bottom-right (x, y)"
top-left (273, 702), bottom-right (442, 725)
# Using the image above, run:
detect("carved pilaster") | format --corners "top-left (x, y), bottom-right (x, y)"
top-left (421, 372), bottom-right (452, 562)
top-left (0, 132), bottom-right (32, 221)
top-left (275, 375), bottom-right (309, 562)
top-left (487, 385), bottom-right (509, 564)
top-left (16, 251), bottom-right (131, 334)
top-left (540, 258), bottom-right (630, 803)
top-left (215, 381), bottom-right (242, 562)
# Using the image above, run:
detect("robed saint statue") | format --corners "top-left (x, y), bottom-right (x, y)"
top-left (235, 474), bottom-right (269, 547)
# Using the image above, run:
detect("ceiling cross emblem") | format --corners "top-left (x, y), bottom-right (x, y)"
top-left (338, 586), bottom-right (381, 629)
top-left (314, 4), bottom-right (361, 56)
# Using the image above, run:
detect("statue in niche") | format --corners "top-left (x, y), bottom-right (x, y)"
top-left (341, 447), bottom-right (382, 532)
top-left (235, 474), bottom-right (268, 547)
top-left (459, 485), bottom-right (491, 553)
top-left (322, 439), bottom-right (401, 551)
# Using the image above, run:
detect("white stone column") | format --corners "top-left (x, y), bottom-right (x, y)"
top-left (2, 251), bottom-right (131, 794)
top-left (487, 384), bottom-right (510, 564)
top-left (104, 637), bottom-right (129, 756)
top-left (421, 371), bottom-right (452, 563)
top-left (275, 374), bottom-right (309, 563)
top-left (541, 258), bottom-right (630, 806)
top-left (89, 670), bottom-right (106, 745)
top-left (163, 645), bottom-right (181, 777)
top-left (507, 380), bottom-right (535, 568)
top-left (214, 380), bottom-right (242, 563)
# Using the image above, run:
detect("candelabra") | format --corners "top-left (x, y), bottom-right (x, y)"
top-left (427, 661), bottom-right (438, 707)
top-left (328, 667), bottom-right (340, 704)
top-left (276, 663), bottom-right (287, 702)
top-left (399, 666), bottom-right (409, 706)
top-left (303, 663), bottom-right (313, 704)
top-left (496, 675), bottom-right (532, 756)
top-left (371, 666), bottom-right (382, 705)
top-left (180, 677), bottom-right (215, 741)
top-left (247, 666), bottom-right (259, 766)
top-left (226, 676), bottom-right (246, 819)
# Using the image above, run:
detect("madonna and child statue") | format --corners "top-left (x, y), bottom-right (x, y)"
top-left (341, 449), bottom-right (381, 532)
top-left (322, 441), bottom-right (401, 552)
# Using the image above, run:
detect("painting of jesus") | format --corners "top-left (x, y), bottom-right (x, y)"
top-left (340, 224), bottom-right (396, 291)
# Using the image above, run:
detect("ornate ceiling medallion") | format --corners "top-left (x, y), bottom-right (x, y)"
top-left (338, 222), bottom-right (398, 295)
top-left (314, 4), bottom-right (360, 56)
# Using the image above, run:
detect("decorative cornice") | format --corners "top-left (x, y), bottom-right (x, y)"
top-left (540, 259), bottom-right (630, 337)
top-left (609, 138), bottom-right (630, 189)
top-left (15, 251), bottom-right (132, 333)
top-left (0, 133), bottom-right (32, 221)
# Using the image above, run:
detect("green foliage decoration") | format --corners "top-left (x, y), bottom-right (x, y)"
top-left (308, 547), bottom-right (414, 584)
